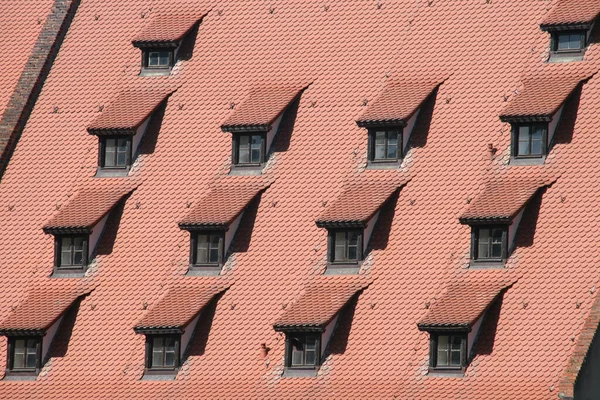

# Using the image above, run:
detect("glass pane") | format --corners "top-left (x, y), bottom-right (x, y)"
top-left (73, 237), bottom-right (84, 265)
top-left (209, 235), bottom-right (220, 263)
top-left (250, 135), bottom-right (262, 163)
top-left (105, 138), bottom-right (116, 167)
top-left (148, 52), bottom-right (160, 66)
top-left (437, 335), bottom-right (448, 366)
top-left (152, 337), bottom-right (164, 367)
top-left (518, 126), bottom-right (530, 156)
top-left (291, 337), bottom-right (303, 366)
top-left (478, 228), bottom-right (490, 259)
top-left (238, 135), bottom-right (250, 164)
top-left (116, 138), bottom-right (128, 166)
top-left (374, 131), bottom-right (386, 159)
top-left (61, 237), bottom-right (72, 265)
top-left (569, 34), bottom-right (582, 49)
top-left (531, 126), bottom-right (544, 155)
top-left (387, 131), bottom-right (398, 159)
top-left (347, 231), bottom-right (359, 260)
top-left (334, 232), bottom-right (345, 261)
top-left (491, 228), bottom-right (503, 258)
top-left (164, 337), bottom-right (176, 367)
top-left (13, 339), bottom-right (25, 369)
top-left (558, 34), bottom-right (570, 50)
top-left (159, 52), bottom-right (170, 66)
top-left (450, 336), bottom-right (462, 366)
top-left (196, 234), bottom-right (208, 263)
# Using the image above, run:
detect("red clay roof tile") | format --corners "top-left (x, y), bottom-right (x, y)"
top-left (0, 282), bottom-right (91, 334)
top-left (417, 276), bottom-right (517, 329)
top-left (459, 171), bottom-right (557, 223)
top-left (541, 0), bottom-right (600, 28)
top-left (316, 177), bottom-right (408, 226)
top-left (274, 276), bottom-right (372, 330)
top-left (500, 66), bottom-right (596, 121)
top-left (134, 279), bottom-right (231, 331)
top-left (356, 77), bottom-right (445, 127)
top-left (43, 181), bottom-right (137, 231)
top-left (221, 85), bottom-right (306, 132)
top-left (132, 13), bottom-right (206, 47)
top-left (179, 178), bottom-right (270, 229)
top-left (87, 88), bottom-right (174, 133)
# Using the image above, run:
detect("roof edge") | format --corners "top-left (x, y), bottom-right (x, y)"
top-left (540, 22), bottom-right (593, 32)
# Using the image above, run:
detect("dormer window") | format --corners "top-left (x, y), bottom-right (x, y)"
top-left (554, 31), bottom-right (586, 52)
top-left (471, 225), bottom-right (507, 264)
top-left (88, 90), bottom-right (173, 177)
top-left (431, 333), bottom-right (466, 370)
top-left (43, 184), bottom-right (137, 276)
top-left (146, 50), bottom-right (173, 70)
top-left (316, 179), bottom-right (406, 274)
top-left (221, 86), bottom-right (306, 175)
top-left (514, 123), bottom-right (547, 158)
top-left (274, 276), bottom-right (371, 377)
top-left (356, 78), bottom-right (445, 168)
top-left (134, 284), bottom-right (230, 380)
top-left (7, 336), bottom-right (41, 376)
top-left (179, 180), bottom-right (269, 275)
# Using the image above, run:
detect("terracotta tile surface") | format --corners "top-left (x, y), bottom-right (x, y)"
top-left (541, 0), bottom-right (600, 27)
top-left (274, 276), bottom-right (372, 329)
top-left (0, 282), bottom-right (92, 333)
top-left (221, 85), bottom-right (307, 131)
top-left (500, 64), bottom-right (596, 120)
top-left (87, 88), bottom-right (175, 132)
top-left (132, 13), bottom-right (206, 46)
top-left (459, 169), bottom-right (558, 222)
top-left (179, 178), bottom-right (270, 227)
top-left (0, 0), bottom-right (599, 398)
top-left (417, 272), bottom-right (517, 328)
top-left (356, 77), bottom-right (445, 126)
top-left (134, 278), bottom-right (231, 330)
top-left (43, 181), bottom-right (137, 230)
top-left (316, 177), bottom-right (408, 225)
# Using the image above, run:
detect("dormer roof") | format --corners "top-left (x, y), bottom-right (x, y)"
top-left (132, 13), bottom-right (206, 48)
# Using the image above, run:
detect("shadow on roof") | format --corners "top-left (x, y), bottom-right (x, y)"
top-left (138, 101), bottom-right (168, 156)
top-left (553, 85), bottom-right (582, 146)
top-left (231, 193), bottom-right (263, 253)
top-left (326, 293), bottom-right (360, 357)
top-left (271, 95), bottom-right (301, 154)
top-left (514, 187), bottom-right (545, 250)
top-left (178, 23), bottom-right (200, 62)
top-left (95, 195), bottom-right (129, 257)
top-left (47, 294), bottom-right (87, 360)
top-left (473, 291), bottom-right (504, 357)
top-left (369, 189), bottom-right (400, 252)
top-left (185, 293), bottom-right (222, 360)
top-left (408, 87), bottom-right (439, 149)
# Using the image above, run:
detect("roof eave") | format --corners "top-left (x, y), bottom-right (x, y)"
top-left (179, 222), bottom-right (229, 232)
top-left (499, 114), bottom-right (553, 123)
top-left (221, 123), bottom-right (270, 133)
top-left (315, 220), bottom-right (368, 229)
top-left (356, 118), bottom-right (407, 128)
top-left (458, 216), bottom-right (512, 225)
top-left (416, 323), bottom-right (471, 332)
top-left (87, 127), bottom-right (137, 136)
top-left (131, 40), bottom-right (180, 49)
top-left (0, 328), bottom-right (46, 336)
top-left (133, 326), bottom-right (184, 335)
top-left (273, 324), bottom-right (326, 333)
top-left (42, 226), bottom-right (93, 235)
top-left (540, 22), bottom-right (593, 32)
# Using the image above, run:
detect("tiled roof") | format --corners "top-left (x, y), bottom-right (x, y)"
top-left (356, 77), bottom-right (445, 127)
top-left (316, 177), bottom-right (408, 227)
top-left (87, 88), bottom-right (175, 133)
top-left (220, 85), bottom-right (307, 132)
top-left (500, 65), bottom-right (596, 121)
top-left (43, 181), bottom-right (137, 232)
top-left (459, 170), bottom-right (558, 223)
top-left (179, 177), bottom-right (270, 229)
top-left (134, 279), bottom-right (231, 331)
top-left (132, 13), bottom-right (206, 47)
top-left (273, 276), bottom-right (372, 330)
top-left (541, 0), bottom-right (600, 29)
top-left (417, 273), bottom-right (517, 329)
top-left (0, 282), bottom-right (92, 334)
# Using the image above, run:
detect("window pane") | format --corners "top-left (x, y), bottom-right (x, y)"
top-left (450, 336), bottom-right (462, 366)
top-left (73, 237), bottom-right (84, 265)
top-left (238, 135), bottom-right (250, 164)
top-left (518, 126), bottom-right (530, 156)
top-left (387, 131), bottom-right (398, 159)
top-left (569, 33), bottom-right (582, 49)
top-left (558, 33), bottom-right (570, 50)
top-left (374, 131), bottom-right (386, 159)
top-left (291, 337), bottom-right (303, 366)
top-left (250, 135), bottom-right (262, 163)
top-left (196, 234), bottom-right (208, 263)
top-left (491, 228), bottom-right (503, 258)
top-left (116, 138), bottom-right (128, 167)
top-left (61, 237), bottom-right (72, 265)
top-left (164, 337), bottom-right (176, 367)
top-left (209, 235), bottom-right (220, 263)
top-left (437, 335), bottom-right (448, 366)
top-left (105, 138), bottom-right (116, 167)
top-left (347, 231), bottom-right (359, 260)
top-left (13, 339), bottom-right (25, 369)
top-left (159, 52), bottom-right (170, 66)
top-left (25, 339), bottom-right (37, 369)
top-left (478, 228), bottom-right (490, 259)
top-left (531, 126), bottom-right (544, 155)
top-left (152, 337), bottom-right (164, 367)
top-left (334, 232), bottom-right (345, 261)
top-left (148, 52), bottom-right (160, 66)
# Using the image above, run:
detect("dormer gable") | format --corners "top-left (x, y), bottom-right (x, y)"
top-left (87, 89), bottom-right (174, 176)
top-left (179, 179), bottom-right (270, 275)
top-left (273, 276), bottom-right (372, 377)
top-left (132, 13), bottom-right (207, 76)
top-left (459, 173), bottom-right (557, 267)
top-left (540, 0), bottom-right (600, 62)
top-left (499, 67), bottom-right (595, 165)
top-left (356, 77), bottom-right (445, 168)
top-left (43, 182), bottom-right (137, 276)
top-left (316, 177), bottom-right (408, 274)
top-left (220, 85), bottom-right (307, 174)
top-left (133, 280), bottom-right (230, 380)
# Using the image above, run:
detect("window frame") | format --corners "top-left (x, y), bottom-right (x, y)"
top-left (142, 49), bottom-right (174, 71)
top-left (285, 333), bottom-right (321, 370)
top-left (231, 132), bottom-right (267, 168)
top-left (551, 30), bottom-right (587, 53)
top-left (429, 332), bottom-right (467, 372)
top-left (189, 231), bottom-right (225, 273)
top-left (470, 225), bottom-right (508, 265)
top-left (6, 336), bottom-right (42, 377)
top-left (145, 334), bottom-right (181, 373)
top-left (327, 229), bottom-right (363, 265)
top-left (367, 127), bottom-right (403, 164)
top-left (54, 234), bottom-right (89, 272)
top-left (511, 122), bottom-right (548, 159)
top-left (99, 135), bottom-right (133, 170)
